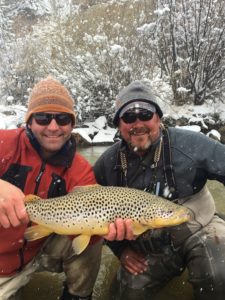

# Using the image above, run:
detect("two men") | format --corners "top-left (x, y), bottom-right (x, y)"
top-left (2, 76), bottom-right (225, 300)
top-left (94, 80), bottom-right (225, 300)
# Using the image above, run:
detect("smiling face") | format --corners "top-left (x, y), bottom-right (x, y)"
top-left (119, 109), bottom-right (161, 154)
top-left (28, 111), bottom-right (74, 159)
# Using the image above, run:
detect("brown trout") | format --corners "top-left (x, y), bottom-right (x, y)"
top-left (24, 185), bottom-right (192, 254)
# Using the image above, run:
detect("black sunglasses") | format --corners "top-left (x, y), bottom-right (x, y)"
top-left (121, 110), bottom-right (154, 124)
top-left (33, 113), bottom-right (73, 126)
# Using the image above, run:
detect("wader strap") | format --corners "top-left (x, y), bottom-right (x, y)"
top-left (114, 141), bottom-right (126, 187)
top-left (162, 127), bottom-right (178, 199)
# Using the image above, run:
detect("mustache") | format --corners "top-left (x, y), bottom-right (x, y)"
top-left (129, 126), bottom-right (150, 136)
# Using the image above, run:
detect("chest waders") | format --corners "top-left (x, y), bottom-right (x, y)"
top-left (114, 126), bottom-right (225, 300)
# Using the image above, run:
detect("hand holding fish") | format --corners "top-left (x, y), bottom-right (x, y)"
top-left (104, 218), bottom-right (135, 241)
top-left (0, 179), bottom-right (29, 228)
top-left (120, 248), bottom-right (148, 275)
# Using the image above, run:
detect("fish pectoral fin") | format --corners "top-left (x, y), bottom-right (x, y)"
top-left (24, 225), bottom-right (53, 241)
top-left (133, 223), bottom-right (149, 236)
top-left (72, 235), bottom-right (91, 255)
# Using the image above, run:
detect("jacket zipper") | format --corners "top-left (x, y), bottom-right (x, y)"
top-left (17, 162), bottom-right (46, 273)
top-left (34, 162), bottom-right (46, 195)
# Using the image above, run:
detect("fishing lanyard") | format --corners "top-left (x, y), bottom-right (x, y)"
top-left (119, 136), bottom-right (163, 195)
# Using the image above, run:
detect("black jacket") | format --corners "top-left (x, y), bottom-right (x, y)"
top-left (94, 127), bottom-right (225, 257)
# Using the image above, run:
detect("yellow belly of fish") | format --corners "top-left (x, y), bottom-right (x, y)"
top-left (24, 219), bottom-right (150, 255)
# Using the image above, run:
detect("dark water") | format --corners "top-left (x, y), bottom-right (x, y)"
top-left (21, 146), bottom-right (225, 300)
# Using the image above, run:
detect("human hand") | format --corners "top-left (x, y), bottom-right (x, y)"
top-left (0, 179), bottom-right (29, 228)
top-left (104, 218), bottom-right (135, 241)
top-left (120, 248), bottom-right (148, 275)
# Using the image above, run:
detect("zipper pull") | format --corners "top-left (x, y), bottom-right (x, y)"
top-left (36, 164), bottom-right (45, 183)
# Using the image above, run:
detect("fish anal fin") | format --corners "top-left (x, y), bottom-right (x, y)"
top-left (24, 225), bottom-right (53, 241)
top-left (72, 235), bottom-right (91, 255)
top-left (133, 223), bottom-right (149, 236)
top-left (25, 194), bottom-right (41, 203)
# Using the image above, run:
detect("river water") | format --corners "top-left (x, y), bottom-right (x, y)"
top-left (21, 145), bottom-right (225, 300)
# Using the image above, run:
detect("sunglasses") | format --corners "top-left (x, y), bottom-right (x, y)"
top-left (121, 110), bottom-right (154, 124)
top-left (33, 113), bottom-right (73, 126)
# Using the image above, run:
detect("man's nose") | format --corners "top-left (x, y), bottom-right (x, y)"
top-left (47, 118), bottom-right (59, 129)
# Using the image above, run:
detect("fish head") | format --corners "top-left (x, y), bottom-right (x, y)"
top-left (141, 200), bottom-right (193, 228)
top-left (25, 194), bottom-right (41, 203)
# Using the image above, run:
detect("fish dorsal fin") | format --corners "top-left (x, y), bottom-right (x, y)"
top-left (24, 194), bottom-right (41, 203)
top-left (70, 184), bottom-right (101, 192)
top-left (24, 225), bottom-right (53, 241)
top-left (72, 235), bottom-right (91, 254)
top-left (133, 222), bottom-right (150, 236)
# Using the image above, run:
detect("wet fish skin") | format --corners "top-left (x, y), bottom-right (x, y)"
top-left (24, 185), bottom-right (192, 254)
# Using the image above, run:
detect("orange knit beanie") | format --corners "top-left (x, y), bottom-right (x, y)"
top-left (25, 76), bottom-right (76, 124)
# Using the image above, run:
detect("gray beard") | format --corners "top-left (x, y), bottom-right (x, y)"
top-left (129, 139), bottom-right (152, 153)
top-left (128, 126), bottom-right (152, 153)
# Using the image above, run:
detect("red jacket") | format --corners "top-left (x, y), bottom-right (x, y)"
top-left (0, 127), bottom-right (99, 276)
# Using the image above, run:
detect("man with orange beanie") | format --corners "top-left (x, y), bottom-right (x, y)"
top-left (0, 76), bottom-right (116, 300)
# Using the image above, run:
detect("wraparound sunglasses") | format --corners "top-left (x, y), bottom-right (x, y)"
top-left (33, 113), bottom-right (73, 126)
top-left (121, 110), bottom-right (154, 124)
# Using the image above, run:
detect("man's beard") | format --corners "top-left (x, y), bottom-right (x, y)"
top-left (128, 126), bottom-right (152, 153)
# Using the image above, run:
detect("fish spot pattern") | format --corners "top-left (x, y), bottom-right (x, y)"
top-left (25, 186), bottom-right (191, 232)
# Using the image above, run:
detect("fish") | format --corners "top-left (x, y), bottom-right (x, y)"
top-left (24, 185), bottom-right (192, 254)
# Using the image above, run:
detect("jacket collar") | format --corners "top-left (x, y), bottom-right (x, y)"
top-left (25, 126), bottom-right (76, 168)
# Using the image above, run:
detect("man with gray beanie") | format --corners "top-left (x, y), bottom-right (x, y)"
top-left (94, 80), bottom-right (225, 300)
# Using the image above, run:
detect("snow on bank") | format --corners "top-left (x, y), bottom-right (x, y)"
top-left (73, 116), bottom-right (117, 144)
top-left (0, 103), bottom-right (223, 143)
top-left (0, 105), bottom-right (26, 129)
top-left (0, 106), bottom-right (117, 144)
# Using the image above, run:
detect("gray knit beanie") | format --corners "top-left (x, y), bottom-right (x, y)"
top-left (113, 80), bottom-right (163, 126)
